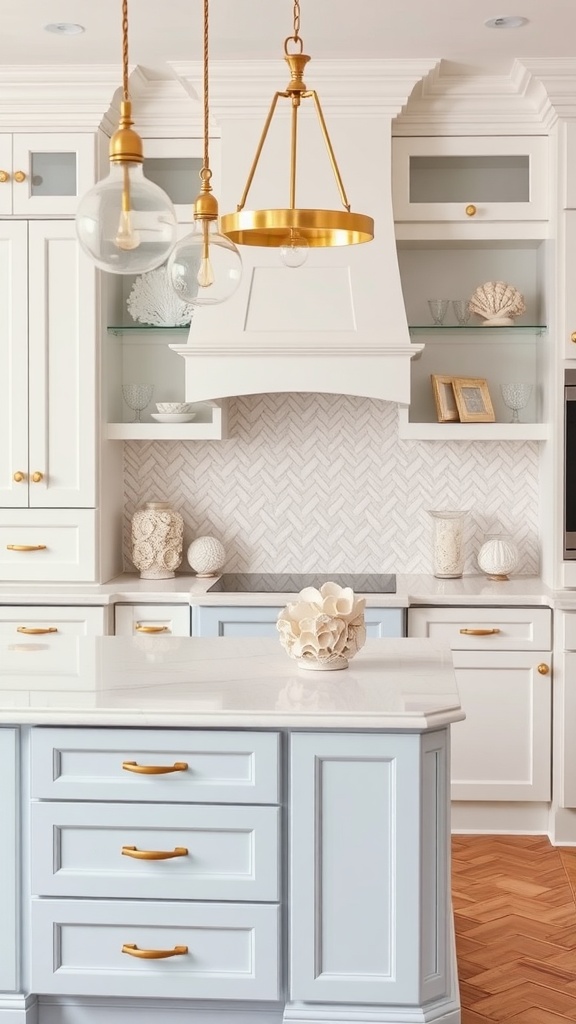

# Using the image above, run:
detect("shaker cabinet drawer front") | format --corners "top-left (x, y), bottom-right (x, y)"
top-left (408, 606), bottom-right (551, 651)
top-left (30, 728), bottom-right (280, 804)
top-left (0, 510), bottom-right (97, 582)
top-left (31, 899), bottom-right (280, 1000)
top-left (115, 603), bottom-right (191, 637)
top-left (31, 802), bottom-right (280, 901)
top-left (0, 606), bottom-right (105, 637)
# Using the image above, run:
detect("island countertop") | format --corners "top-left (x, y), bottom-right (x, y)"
top-left (0, 636), bottom-right (463, 730)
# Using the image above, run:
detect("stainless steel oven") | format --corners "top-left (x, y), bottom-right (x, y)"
top-left (565, 370), bottom-right (576, 558)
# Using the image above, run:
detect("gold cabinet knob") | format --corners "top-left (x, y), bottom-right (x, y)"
top-left (571, 332), bottom-right (576, 343)
top-left (13, 471), bottom-right (25, 483)
top-left (465, 204), bottom-right (477, 217)
top-left (122, 760), bottom-right (188, 774)
top-left (122, 944), bottom-right (188, 959)
top-left (0, 170), bottom-right (9, 183)
top-left (32, 471), bottom-right (43, 483)
top-left (13, 170), bottom-right (26, 183)
top-left (537, 663), bottom-right (550, 675)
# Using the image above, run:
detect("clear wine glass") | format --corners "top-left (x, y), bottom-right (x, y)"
top-left (500, 383), bottom-right (532, 423)
top-left (122, 383), bottom-right (154, 422)
top-left (427, 298), bottom-right (449, 325)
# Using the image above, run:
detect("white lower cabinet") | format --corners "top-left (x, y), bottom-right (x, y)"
top-left (0, 728), bottom-right (18, 993)
top-left (0, 606), bottom-right (107, 687)
top-left (114, 603), bottom-right (191, 636)
top-left (408, 606), bottom-right (552, 801)
top-left (193, 604), bottom-right (405, 637)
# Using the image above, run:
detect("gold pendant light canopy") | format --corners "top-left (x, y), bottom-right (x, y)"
top-left (221, 1), bottom-right (374, 249)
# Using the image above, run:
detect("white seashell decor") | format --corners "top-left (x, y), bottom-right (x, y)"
top-left (477, 535), bottom-right (519, 581)
top-left (277, 581), bottom-right (366, 671)
top-left (468, 281), bottom-right (526, 327)
top-left (127, 266), bottom-right (195, 326)
top-left (187, 536), bottom-right (226, 577)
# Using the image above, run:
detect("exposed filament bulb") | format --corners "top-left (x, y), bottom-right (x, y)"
top-left (115, 168), bottom-right (141, 251)
top-left (197, 222), bottom-right (214, 288)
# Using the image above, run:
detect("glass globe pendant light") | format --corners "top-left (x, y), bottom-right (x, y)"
top-left (167, 0), bottom-right (242, 306)
top-left (75, 0), bottom-right (177, 274)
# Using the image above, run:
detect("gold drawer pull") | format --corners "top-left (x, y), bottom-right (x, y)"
top-left (122, 943), bottom-right (188, 960)
top-left (6, 544), bottom-right (47, 552)
top-left (17, 626), bottom-right (58, 635)
top-left (122, 845), bottom-right (188, 860)
top-left (538, 663), bottom-right (550, 675)
top-left (459, 627), bottom-right (501, 636)
top-left (32, 471), bottom-right (44, 483)
top-left (135, 623), bottom-right (169, 634)
top-left (465, 203), bottom-right (477, 216)
top-left (13, 471), bottom-right (25, 482)
top-left (13, 170), bottom-right (26, 183)
top-left (122, 761), bottom-right (188, 775)
top-left (0, 170), bottom-right (9, 183)
top-left (571, 332), bottom-right (576, 343)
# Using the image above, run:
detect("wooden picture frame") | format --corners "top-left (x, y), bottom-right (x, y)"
top-left (452, 377), bottom-right (495, 423)
top-left (431, 374), bottom-right (459, 423)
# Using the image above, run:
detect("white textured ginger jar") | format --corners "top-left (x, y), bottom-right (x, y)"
top-left (187, 536), bottom-right (226, 577)
top-left (427, 510), bottom-right (468, 578)
top-left (131, 501), bottom-right (184, 580)
top-left (277, 581), bottom-right (366, 671)
top-left (477, 535), bottom-right (519, 581)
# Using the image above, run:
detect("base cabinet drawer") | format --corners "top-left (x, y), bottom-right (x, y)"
top-left (31, 802), bottom-right (280, 901)
top-left (193, 604), bottom-right (405, 638)
top-left (31, 728), bottom-right (280, 804)
top-left (31, 899), bottom-right (281, 999)
top-left (408, 606), bottom-right (552, 651)
top-left (115, 603), bottom-right (191, 637)
top-left (0, 509), bottom-right (97, 582)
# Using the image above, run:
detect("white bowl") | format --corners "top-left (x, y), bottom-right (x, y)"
top-left (151, 412), bottom-right (197, 424)
top-left (155, 402), bottom-right (193, 414)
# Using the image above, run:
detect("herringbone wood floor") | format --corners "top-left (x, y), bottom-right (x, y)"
top-left (453, 836), bottom-right (576, 1022)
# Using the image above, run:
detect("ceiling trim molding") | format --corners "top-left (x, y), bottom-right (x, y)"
top-left (393, 59), bottom-right (554, 135)
top-left (0, 65), bottom-right (120, 130)
top-left (517, 59), bottom-right (576, 122)
top-left (170, 59), bottom-right (440, 119)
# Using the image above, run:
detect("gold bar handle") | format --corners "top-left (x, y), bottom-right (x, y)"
top-left (135, 623), bottom-right (169, 634)
top-left (17, 626), bottom-right (58, 635)
top-left (122, 845), bottom-right (188, 860)
top-left (459, 627), bottom-right (501, 636)
top-left (122, 943), bottom-right (188, 960)
top-left (122, 761), bottom-right (188, 775)
top-left (6, 544), bottom-right (47, 552)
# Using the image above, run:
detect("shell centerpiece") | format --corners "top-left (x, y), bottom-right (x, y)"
top-left (468, 281), bottom-right (526, 327)
top-left (127, 266), bottom-right (195, 327)
top-left (277, 581), bottom-right (366, 671)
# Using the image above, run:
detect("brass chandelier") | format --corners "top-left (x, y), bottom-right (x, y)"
top-left (221, 0), bottom-right (374, 254)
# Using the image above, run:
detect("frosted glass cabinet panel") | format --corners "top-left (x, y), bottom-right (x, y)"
top-left (142, 138), bottom-right (215, 221)
top-left (0, 133), bottom-right (96, 215)
top-left (392, 136), bottom-right (548, 222)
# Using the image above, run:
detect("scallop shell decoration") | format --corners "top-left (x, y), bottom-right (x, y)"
top-left (468, 281), bottom-right (526, 327)
top-left (127, 267), bottom-right (195, 327)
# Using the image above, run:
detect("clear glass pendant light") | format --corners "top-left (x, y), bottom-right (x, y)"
top-left (167, 0), bottom-right (242, 306)
top-left (75, 0), bottom-right (177, 274)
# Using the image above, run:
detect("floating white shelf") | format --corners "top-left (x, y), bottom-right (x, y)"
top-left (107, 401), bottom-right (228, 441)
top-left (397, 408), bottom-right (549, 442)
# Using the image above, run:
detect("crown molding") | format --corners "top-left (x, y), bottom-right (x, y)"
top-left (0, 65), bottom-right (120, 130)
top-left (393, 59), bottom-right (553, 135)
top-left (120, 67), bottom-right (205, 137)
top-left (170, 59), bottom-right (440, 120)
top-left (517, 59), bottom-right (576, 123)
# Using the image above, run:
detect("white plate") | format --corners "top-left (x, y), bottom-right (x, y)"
top-left (151, 413), bottom-right (197, 423)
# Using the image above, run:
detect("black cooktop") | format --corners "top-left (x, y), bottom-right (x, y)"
top-left (206, 573), bottom-right (396, 594)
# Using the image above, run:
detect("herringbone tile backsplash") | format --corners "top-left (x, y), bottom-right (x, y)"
top-left (124, 394), bottom-right (540, 575)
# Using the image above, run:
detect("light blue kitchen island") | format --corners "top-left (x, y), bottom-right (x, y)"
top-left (0, 637), bottom-right (464, 1024)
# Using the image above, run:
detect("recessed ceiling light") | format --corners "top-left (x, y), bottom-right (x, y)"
top-left (44, 22), bottom-right (85, 36)
top-left (484, 15), bottom-right (529, 28)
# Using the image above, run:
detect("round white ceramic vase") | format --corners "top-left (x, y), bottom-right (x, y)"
top-left (131, 501), bottom-right (184, 580)
top-left (187, 536), bottom-right (226, 577)
top-left (427, 510), bottom-right (468, 578)
top-left (477, 535), bottom-right (519, 581)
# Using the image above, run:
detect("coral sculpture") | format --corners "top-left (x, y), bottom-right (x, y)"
top-left (127, 266), bottom-right (195, 326)
top-left (277, 581), bottom-right (366, 671)
top-left (468, 281), bottom-right (526, 326)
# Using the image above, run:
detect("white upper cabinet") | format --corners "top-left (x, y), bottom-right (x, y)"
top-left (392, 136), bottom-right (549, 227)
top-left (0, 133), bottom-right (95, 216)
top-left (0, 221), bottom-right (96, 509)
top-left (142, 137), bottom-right (208, 223)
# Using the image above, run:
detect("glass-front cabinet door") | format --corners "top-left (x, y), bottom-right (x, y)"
top-left (392, 135), bottom-right (548, 223)
top-left (143, 137), bottom-right (217, 222)
top-left (7, 133), bottom-right (95, 215)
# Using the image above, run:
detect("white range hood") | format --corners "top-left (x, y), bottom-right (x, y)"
top-left (170, 59), bottom-right (437, 404)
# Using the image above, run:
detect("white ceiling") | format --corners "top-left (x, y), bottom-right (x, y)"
top-left (2, 0), bottom-right (576, 74)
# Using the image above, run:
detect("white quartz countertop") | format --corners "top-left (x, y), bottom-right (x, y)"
top-left (0, 637), bottom-right (463, 730)
top-left (0, 573), bottom-right (556, 607)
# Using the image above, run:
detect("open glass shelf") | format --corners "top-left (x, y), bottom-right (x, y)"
top-left (408, 324), bottom-right (547, 333)
top-left (107, 325), bottom-right (191, 336)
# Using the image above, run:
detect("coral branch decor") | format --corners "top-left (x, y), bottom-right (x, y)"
top-left (277, 582), bottom-right (366, 671)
